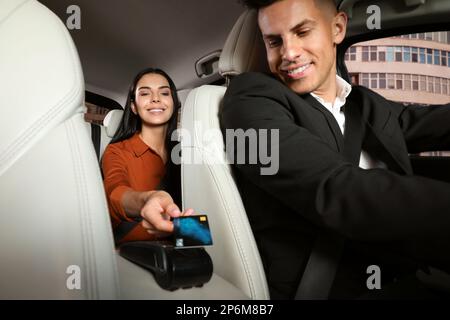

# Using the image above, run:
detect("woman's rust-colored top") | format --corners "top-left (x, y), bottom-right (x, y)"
top-left (102, 133), bottom-right (165, 243)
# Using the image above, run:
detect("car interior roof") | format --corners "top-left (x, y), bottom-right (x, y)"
top-left (39, 0), bottom-right (450, 106)
top-left (39, 0), bottom-right (244, 105)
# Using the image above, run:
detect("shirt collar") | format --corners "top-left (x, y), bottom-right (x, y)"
top-left (336, 74), bottom-right (352, 100)
top-left (310, 74), bottom-right (352, 107)
top-left (128, 132), bottom-right (151, 157)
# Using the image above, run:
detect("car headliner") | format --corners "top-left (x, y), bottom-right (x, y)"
top-left (39, 0), bottom-right (244, 104)
top-left (39, 0), bottom-right (449, 105)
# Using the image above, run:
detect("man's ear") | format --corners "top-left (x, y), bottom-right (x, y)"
top-left (333, 12), bottom-right (348, 45)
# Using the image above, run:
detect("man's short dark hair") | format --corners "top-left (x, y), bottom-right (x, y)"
top-left (240, 0), bottom-right (278, 10)
top-left (240, 0), bottom-right (337, 10)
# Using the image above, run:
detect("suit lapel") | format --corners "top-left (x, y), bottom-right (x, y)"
top-left (352, 87), bottom-right (413, 174)
top-left (365, 123), bottom-right (413, 174)
top-left (343, 94), bottom-right (365, 165)
top-left (297, 87), bottom-right (411, 173)
top-left (301, 92), bottom-right (365, 165)
top-left (302, 94), bottom-right (345, 153)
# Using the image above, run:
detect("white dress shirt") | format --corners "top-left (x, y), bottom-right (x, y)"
top-left (310, 75), bottom-right (386, 169)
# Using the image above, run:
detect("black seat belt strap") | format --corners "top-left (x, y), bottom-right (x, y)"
top-left (295, 95), bottom-right (364, 299)
top-left (113, 220), bottom-right (141, 245)
top-left (295, 233), bottom-right (344, 299)
top-left (91, 123), bottom-right (101, 161)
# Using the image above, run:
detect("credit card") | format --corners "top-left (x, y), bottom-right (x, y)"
top-left (173, 215), bottom-right (213, 248)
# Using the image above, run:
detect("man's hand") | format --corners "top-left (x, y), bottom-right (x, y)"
top-left (140, 190), bottom-right (194, 237)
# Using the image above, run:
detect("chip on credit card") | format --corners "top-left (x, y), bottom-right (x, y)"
top-left (173, 215), bottom-right (213, 248)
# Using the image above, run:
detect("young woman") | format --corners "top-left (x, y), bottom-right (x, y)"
top-left (102, 68), bottom-right (192, 244)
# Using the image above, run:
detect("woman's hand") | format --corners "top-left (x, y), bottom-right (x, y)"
top-left (140, 190), bottom-right (194, 237)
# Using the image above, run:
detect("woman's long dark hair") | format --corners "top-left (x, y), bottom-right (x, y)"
top-left (110, 68), bottom-right (182, 205)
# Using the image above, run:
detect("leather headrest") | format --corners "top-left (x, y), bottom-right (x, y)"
top-left (0, 0), bottom-right (84, 177)
top-left (103, 109), bottom-right (124, 138)
top-left (219, 10), bottom-right (270, 77)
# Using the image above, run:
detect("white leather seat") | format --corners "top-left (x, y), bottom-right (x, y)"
top-left (0, 0), bottom-right (250, 300)
top-left (0, 0), bottom-right (119, 299)
top-left (180, 10), bottom-right (270, 300)
top-left (100, 109), bottom-right (124, 158)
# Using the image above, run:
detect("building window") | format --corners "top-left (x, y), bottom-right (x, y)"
top-left (350, 73), bottom-right (359, 85)
top-left (371, 73), bottom-right (378, 89)
top-left (386, 47), bottom-right (394, 62)
top-left (435, 78), bottom-right (441, 94)
top-left (404, 47), bottom-right (411, 62)
top-left (350, 47), bottom-right (356, 60)
top-left (441, 51), bottom-right (447, 66)
top-left (442, 78), bottom-right (448, 95)
top-left (404, 74), bottom-right (411, 91)
top-left (411, 47), bottom-right (418, 63)
top-left (345, 46), bottom-right (357, 61)
top-left (395, 47), bottom-right (403, 61)
top-left (362, 73), bottom-right (369, 87)
top-left (388, 74), bottom-right (395, 89)
top-left (427, 48), bottom-right (433, 64)
top-left (420, 75), bottom-right (427, 91)
top-left (396, 74), bottom-right (403, 90)
top-left (428, 76), bottom-right (434, 93)
top-left (379, 73), bottom-right (386, 89)
top-left (362, 46), bottom-right (369, 61)
top-left (370, 46), bottom-right (377, 61)
top-left (419, 48), bottom-right (426, 64)
top-left (346, 32), bottom-right (450, 105)
top-left (434, 50), bottom-right (440, 65)
top-left (412, 75), bottom-right (419, 91)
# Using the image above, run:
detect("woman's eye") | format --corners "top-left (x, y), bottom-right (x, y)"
top-left (140, 92), bottom-right (149, 96)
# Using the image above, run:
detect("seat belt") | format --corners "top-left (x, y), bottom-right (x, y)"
top-left (113, 220), bottom-right (141, 245)
top-left (295, 233), bottom-right (344, 299)
top-left (295, 95), bottom-right (365, 300)
top-left (91, 123), bottom-right (101, 161)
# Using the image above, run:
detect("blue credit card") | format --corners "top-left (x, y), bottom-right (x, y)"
top-left (173, 215), bottom-right (213, 248)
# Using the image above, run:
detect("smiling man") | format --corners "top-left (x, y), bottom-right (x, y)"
top-left (220, 0), bottom-right (450, 299)
top-left (260, 0), bottom-right (346, 102)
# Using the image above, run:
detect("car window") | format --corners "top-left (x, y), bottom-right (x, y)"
top-left (84, 91), bottom-right (122, 125)
top-left (345, 31), bottom-right (450, 157)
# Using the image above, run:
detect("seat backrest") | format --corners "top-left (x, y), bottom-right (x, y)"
top-left (0, 0), bottom-right (119, 299)
top-left (180, 10), bottom-right (270, 300)
top-left (99, 109), bottom-right (124, 158)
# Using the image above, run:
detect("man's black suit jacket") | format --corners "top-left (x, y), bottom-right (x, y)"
top-left (220, 72), bottom-right (450, 299)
